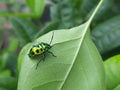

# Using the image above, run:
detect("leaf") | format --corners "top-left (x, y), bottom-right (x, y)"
top-left (0, 0), bottom-right (15, 4)
top-left (91, 15), bottom-right (120, 54)
top-left (18, 43), bottom-right (31, 72)
top-left (82, 0), bottom-right (113, 22)
top-left (0, 30), bottom-right (3, 49)
top-left (33, 20), bottom-right (60, 39)
top-left (0, 18), bottom-right (5, 48)
top-left (80, 0), bottom-right (99, 16)
top-left (0, 70), bottom-right (11, 78)
top-left (114, 85), bottom-right (120, 90)
top-left (104, 55), bottom-right (120, 90)
top-left (112, 1), bottom-right (120, 15)
top-left (50, 0), bottom-right (82, 28)
top-left (6, 37), bottom-right (18, 53)
top-left (10, 17), bottom-right (38, 45)
top-left (92, 0), bottom-right (113, 22)
top-left (0, 77), bottom-right (17, 90)
top-left (26, 0), bottom-right (45, 17)
top-left (50, 0), bottom-right (74, 28)
top-left (0, 53), bottom-right (8, 70)
top-left (18, 0), bottom-right (105, 90)
top-left (26, 0), bottom-right (35, 12)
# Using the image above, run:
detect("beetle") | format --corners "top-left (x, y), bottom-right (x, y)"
top-left (28, 32), bottom-right (56, 69)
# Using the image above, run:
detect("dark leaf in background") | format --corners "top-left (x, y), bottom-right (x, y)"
top-left (0, 77), bottom-right (17, 90)
top-left (81, 0), bottom-right (115, 23)
top-left (0, 18), bottom-right (5, 49)
top-left (91, 15), bottom-right (120, 54)
top-left (93, 0), bottom-right (113, 22)
top-left (0, 53), bottom-right (7, 70)
top-left (113, 0), bottom-right (120, 15)
top-left (34, 20), bottom-right (60, 39)
top-left (0, 30), bottom-right (3, 49)
top-left (6, 53), bottom-right (17, 76)
top-left (91, 0), bottom-right (113, 22)
top-left (10, 17), bottom-right (38, 45)
top-left (50, 0), bottom-right (82, 29)
top-left (80, 0), bottom-right (99, 16)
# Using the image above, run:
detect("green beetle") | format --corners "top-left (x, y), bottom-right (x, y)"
top-left (28, 32), bottom-right (56, 69)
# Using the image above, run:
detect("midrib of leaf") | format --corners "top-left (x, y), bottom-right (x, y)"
top-left (58, 0), bottom-right (103, 89)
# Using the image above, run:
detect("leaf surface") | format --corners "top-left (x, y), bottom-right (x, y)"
top-left (0, 77), bottom-right (17, 90)
top-left (92, 15), bottom-right (120, 54)
top-left (10, 17), bottom-right (38, 45)
top-left (104, 55), bottom-right (120, 90)
top-left (18, 0), bottom-right (105, 90)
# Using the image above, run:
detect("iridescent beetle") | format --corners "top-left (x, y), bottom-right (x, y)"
top-left (28, 32), bottom-right (56, 69)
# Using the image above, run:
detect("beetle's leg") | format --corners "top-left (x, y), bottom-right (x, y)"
top-left (47, 51), bottom-right (56, 57)
top-left (36, 54), bottom-right (45, 69)
top-left (42, 54), bottom-right (46, 61)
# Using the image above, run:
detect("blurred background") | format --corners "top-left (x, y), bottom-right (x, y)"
top-left (0, 0), bottom-right (120, 90)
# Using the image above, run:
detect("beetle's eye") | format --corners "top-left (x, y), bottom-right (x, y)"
top-left (36, 49), bottom-right (39, 53)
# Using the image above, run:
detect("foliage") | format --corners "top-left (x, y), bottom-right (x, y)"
top-left (0, 0), bottom-right (45, 18)
top-left (0, 0), bottom-right (120, 90)
top-left (10, 17), bottom-right (38, 45)
top-left (17, 1), bottom-right (106, 90)
top-left (91, 15), bottom-right (120, 54)
top-left (104, 55), bottom-right (120, 90)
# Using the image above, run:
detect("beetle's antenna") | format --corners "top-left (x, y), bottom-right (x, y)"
top-left (49, 32), bottom-right (54, 45)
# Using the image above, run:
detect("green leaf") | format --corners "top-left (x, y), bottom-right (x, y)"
top-left (114, 85), bottom-right (120, 90)
top-left (92, 0), bottom-right (113, 22)
top-left (0, 18), bottom-right (5, 48)
top-left (0, 77), bottom-right (17, 90)
top-left (0, 70), bottom-right (11, 78)
top-left (112, 1), bottom-right (120, 15)
top-left (26, 0), bottom-right (45, 17)
top-left (80, 0), bottom-right (99, 16)
top-left (0, 53), bottom-right (8, 70)
top-left (10, 17), bottom-right (38, 45)
top-left (82, 0), bottom-right (113, 22)
top-left (18, 0), bottom-right (105, 90)
top-left (51, 0), bottom-right (74, 28)
top-left (26, 0), bottom-right (35, 12)
top-left (104, 55), bottom-right (120, 90)
top-left (50, 0), bottom-right (82, 28)
top-left (34, 20), bottom-right (60, 39)
top-left (0, 0), bottom-right (15, 4)
top-left (6, 37), bottom-right (18, 53)
top-left (92, 15), bottom-right (120, 54)
top-left (18, 43), bottom-right (31, 72)
top-left (0, 30), bottom-right (3, 49)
